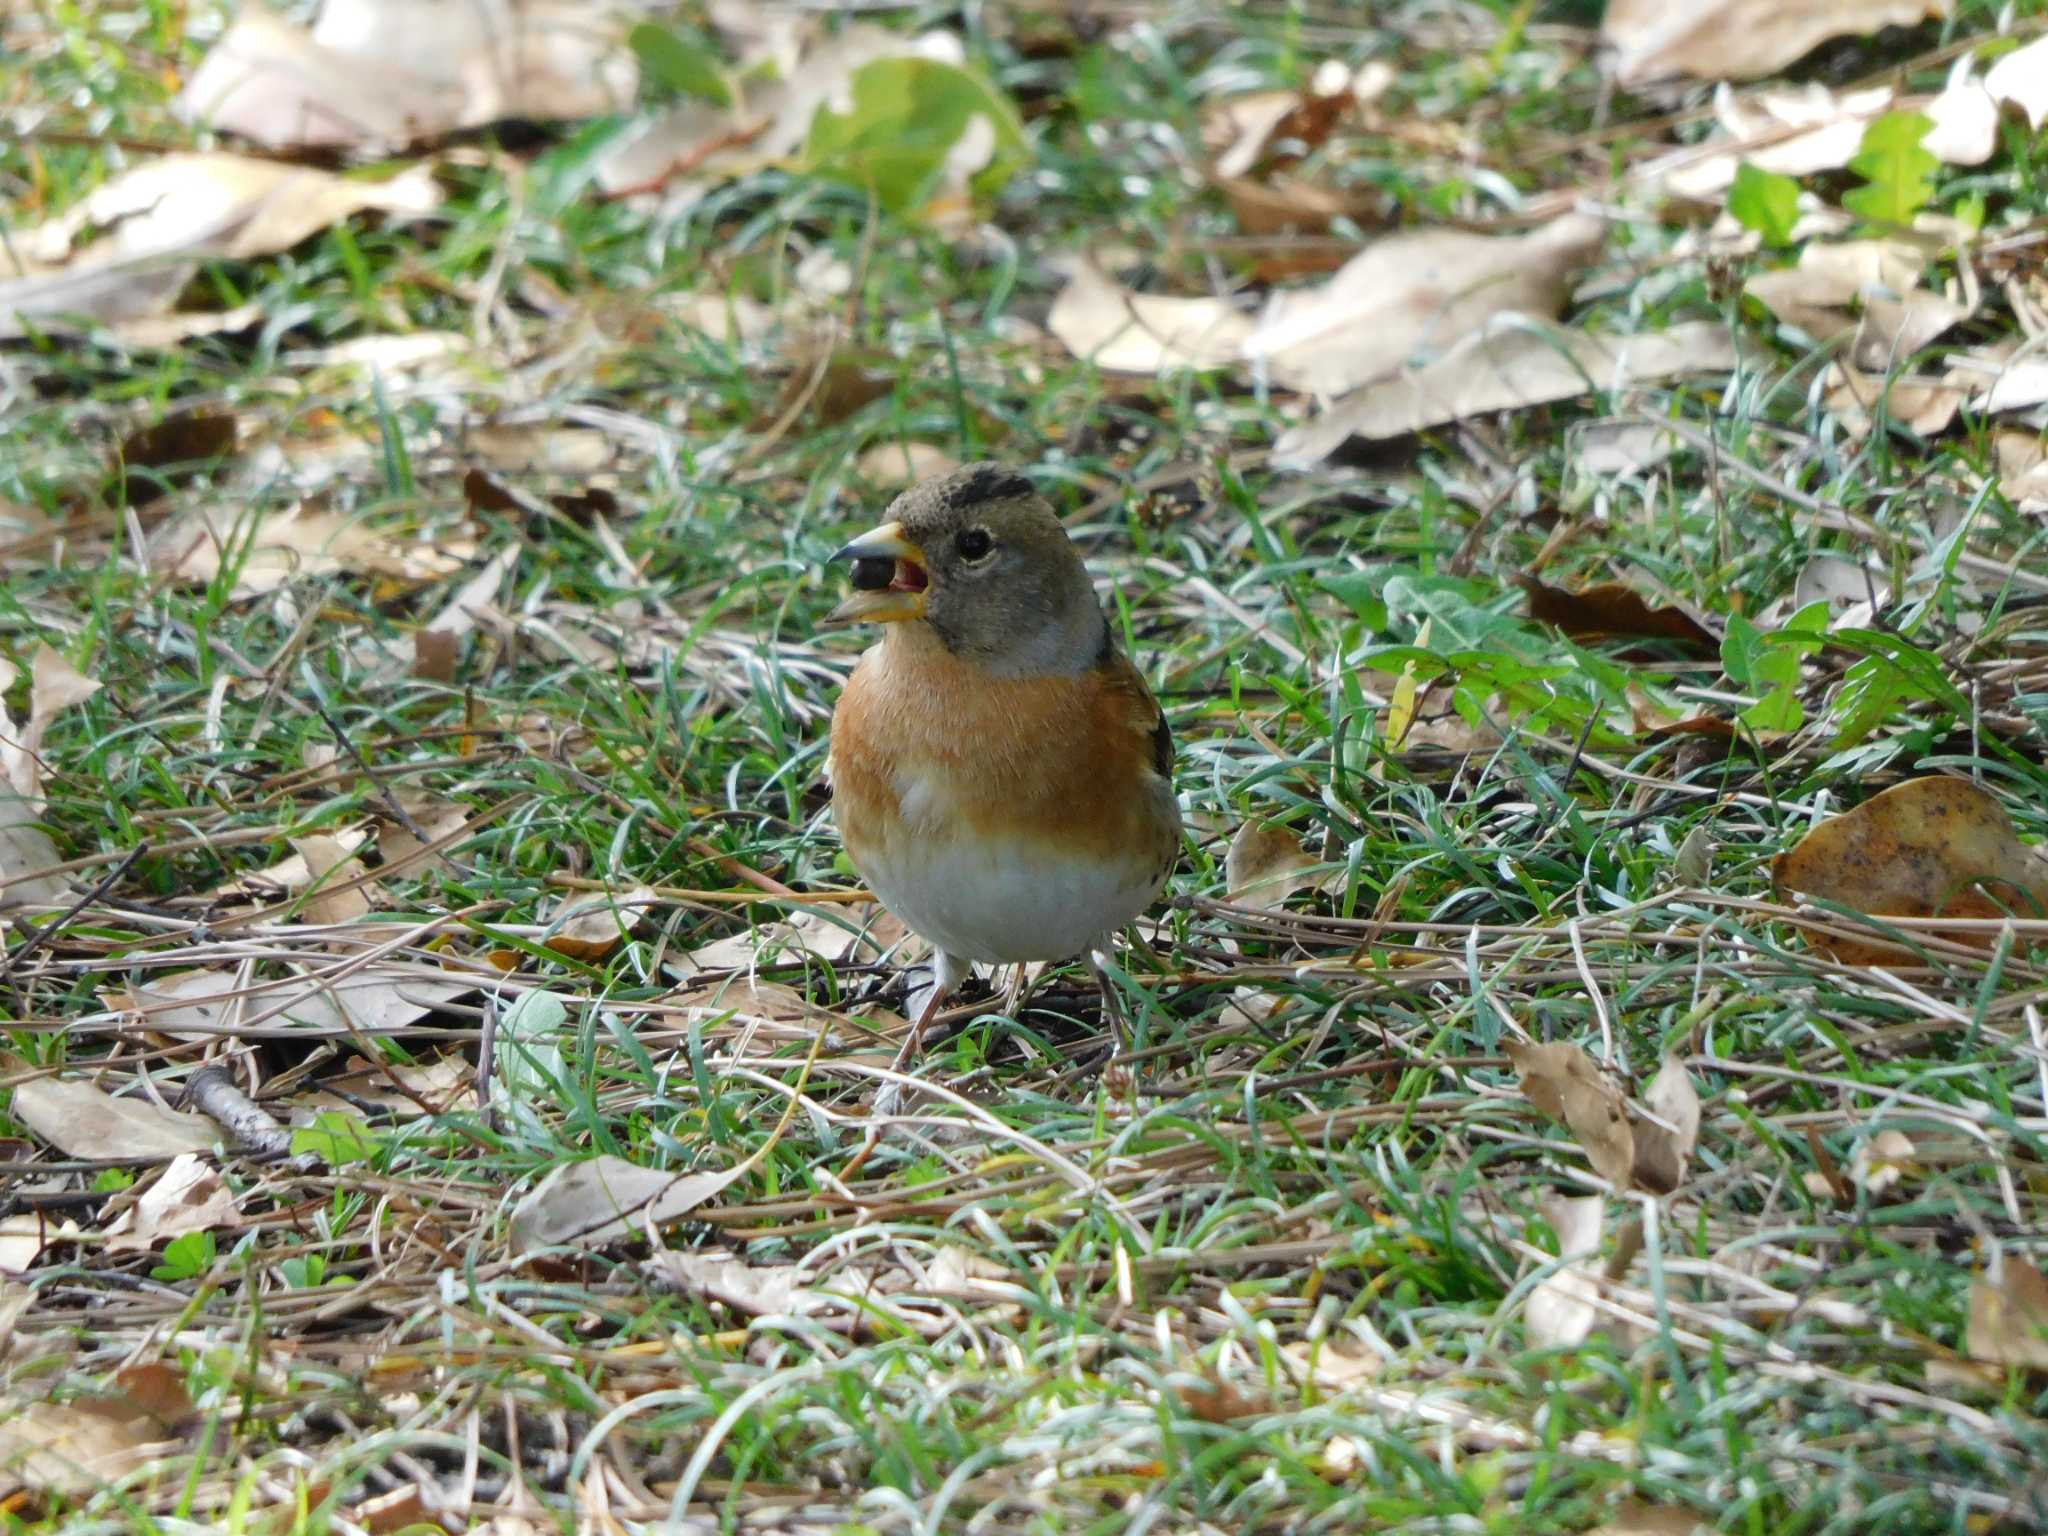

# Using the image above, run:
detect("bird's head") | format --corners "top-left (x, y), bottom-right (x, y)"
top-left (826, 462), bottom-right (1106, 676)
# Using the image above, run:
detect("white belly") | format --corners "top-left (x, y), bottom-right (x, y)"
top-left (857, 835), bottom-right (1162, 965)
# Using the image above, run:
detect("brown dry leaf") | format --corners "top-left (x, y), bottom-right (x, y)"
top-left (298, 1054), bottom-right (475, 1120)
top-left (102, 1153), bottom-right (241, 1255)
top-left (1995, 432), bottom-right (2048, 513)
top-left (1966, 1254), bottom-right (2048, 1370)
top-left (1275, 319), bottom-right (1738, 465)
top-left (1851, 1128), bottom-right (1916, 1194)
top-left (1, 1215), bottom-right (62, 1275)
top-left (1630, 1056), bottom-right (1701, 1196)
top-left (1215, 175), bottom-right (1385, 238)
top-left (1823, 362), bottom-right (1968, 439)
top-left (855, 442), bottom-right (960, 490)
top-left (1244, 215), bottom-right (1606, 396)
top-left (1771, 777), bottom-right (2048, 963)
top-left (1602, 0), bottom-right (1949, 85)
top-left (645, 1250), bottom-right (841, 1318)
top-left (178, 1), bottom-right (634, 150)
top-left (1276, 1338), bottom-right (1383, 1394)
top-left (1985, 34), bottom-right (2048, 130)
top-left (214, 827), bottom-right (372, 903)
top-left (1225, 820), bottom-right (1320, 910)
top-left (1046, 255), bottom-right (1254, 376)
top-left (511, 1154), bottom-right (749, 1250)
top-left (545, 885), bottom-right (660, 962)
top-left (1745, 240), bottom-right (1928, 345)
top-left (113, 409), bottom-right (239, 507)
top-left (1792, 554), bottom-right (1892, 623)
top-left (375, 794), bottom-right (477, 879)
top-left (154, 502), bottom-right (475, 598)
top-left (1504, 1040), bottom-right (1635, 1190)
top-left (1521, 576), bottom-right (1716, 648)
top-left (0, 1398), bottom-right (181, 1500)
top-left (8, 1076), bottom-right (216, 1160)
top-left (665, 290), bottom-right (779, 345)
top-left (1203, 60), bottom-right (1390, 180)
top-left (1525, 1193), bottom-right (1605, 1350)
top-left (291, 834), bottom-right (379, 925)
top-left (416, 545), bottom-right (518, 682)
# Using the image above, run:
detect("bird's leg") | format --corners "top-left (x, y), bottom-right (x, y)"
top-left (1087, 940), bottom-right (1132, 1064)
top-left (842, 950), bottom-right (969, 1182)
top-left (1000, 962), bottom-right (1029, 1020)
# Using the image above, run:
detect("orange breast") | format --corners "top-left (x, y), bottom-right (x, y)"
top-left (829, 627), bottom-right (1177, 874)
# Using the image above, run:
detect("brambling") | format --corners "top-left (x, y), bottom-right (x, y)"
top-left (824, 462), bottom-right (1182, 1090)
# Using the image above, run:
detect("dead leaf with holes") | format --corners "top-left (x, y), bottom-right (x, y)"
top-left (1525, 1193), bottom-right (1606, 1350)
top-left (1244, 215), bottom-right (1606, 396)
top-left (1967, 1253), bottom-right (2048, 1370)
top-left (1225, 821), bottom-right (1322, 910)
top-left (102, 1153), bottom-right (242, 1255)
top-left (1602, 0), bottom-right (1949, 86)
top-left (1275, 318), bottom-right (1739, 464)
top-left (1046, 255), bottom-right (1253, 376)
top-left (8, 1077), bottom-right (216, 1160)
top-left (178, 1), bottom-right (634, 150)
top-left (1771, 777), bottom-right (2048, 964)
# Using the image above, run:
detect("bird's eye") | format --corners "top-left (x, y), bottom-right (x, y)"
top-left (955, 528), bottom-right (994, 562)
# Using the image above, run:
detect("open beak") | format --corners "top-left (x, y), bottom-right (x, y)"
top-left (825, 520), bottom-right (930, 625)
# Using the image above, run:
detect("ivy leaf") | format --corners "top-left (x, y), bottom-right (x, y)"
top-left (802, 56), bottom-right (1026, 217)
top-left (1843, 111), bottom-right (1938, 227)
top-left (1728, 163), bottom-right (1801, 246)
top-left (628, 22), bottom-right (732, 106)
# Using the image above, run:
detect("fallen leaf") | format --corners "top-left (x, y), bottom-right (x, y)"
top-left (111, 409), bottom-right (239, 507)
top-left (1995, 431), bottom-right (2048, 513)
top-left (1984, 34), bottom-right (2048, 130)
top-left (178, 1), bottom-right (635, 149)
top-left (375, 794), bottom-right (477, 879)
top-left (1225, 820), bottom-right (1320, 910)
top-left (416, 545), bottom-right (519, 682)
top-left (545, 885), bottom-right (661, 962)
top-left (468, 426), bottom-right (613, 476)
top-left (8, 1077), bottom-right (216, 1160)
top-left (1649, 83), bottom-right (1898, 201)
top-left (1244, 214), bottom-right (1606, 396)
top-left (1823, 361), bottom-right (1967, 439)
top-left (1923, 55), bottom-right (2001, 165)
top-left (0, 1215), bottom-right (58, 1275)
top-left (1772, 777), bottom-right (2048, 963)
top-left (1505, 1040), bottom-right (1635, 1190)
top-left (1630, 1056), bottom-right (1701, 1195)
top-left (1851, 1128), bottom-right (1916, 1194)
top-left (153, 502), bottom-right (475, 598)
top-left (0, 1398), bottom-right (180, 1500)
top-left (1525, 1193), bottom-right (1605, 1350)
top-left (213, 828), bottom-right (372, 903)
top-left (1589, 1504), bottom-right (1711, 1536)
top-left (1602, 0), bottom-right (1949, 86)
top-left (1575, 422), bottom-right (1680, 476)
top-left (1274, 319), bottom-right (1739, 465)
top-left (1966, 1253), bottom-right (2048, 1370)
top-left (1744, 239), bottom-right (1933, 348)
top-left (1521, 577), bottom-right (1716, 647)
top-left (1046, 255), bottom-right (1254, 375)
top-left (298, 1054), bottom-right (475, 1119)
top-left (102, 1153), bottom-right (241, 1254)
top-left (290, 834), bottom-right (379, 925)
top-left (645, 1250), bottom-right (840, 1317)
top-left (511, 1154), bottom-right (750, 1250)
top-left (1792, 554), bottom-right (1891, 621)
top-left (1202, 60), bottom-right (1390, 181)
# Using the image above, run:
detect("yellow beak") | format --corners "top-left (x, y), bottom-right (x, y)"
top-left (825, 520), bottom-right (930, 625)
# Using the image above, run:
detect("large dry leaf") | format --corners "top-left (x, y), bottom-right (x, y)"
top-left (1274, 319), bottom-right (1738, 465)
top-left (1649, 83), bottom-right (1898, 201)
top-left (102, 1153), bottom-right (241, 1255)
top-left (1525, 1193), bottom-right (1605, 1350)
top-left (1505, 1040), bottom-right (1635, 1189)
top-left (9, 1077), bottom-right (217, 1160)
top-left (0, 1399), bottom-right (180, 1500)
top-left (511, 1154), bottom-right (750, 1250)
top-left (1744, 240), bottom-right (1935, 349)
top-left (1984, 34), bottom-right (2048, 130)
top-left (179, 1), bottom-right (634, 150)
top-left (153, 503), bottom-right (474, 598)
top-left (290, 834), bottom-right (380, 925)
top-left (1603, 0), bottom-right (1950, 85)
top-left (1521, 578), bottom-right (1716, 647)
top-left (1967, 1254), bottom-right (2048, 1370)
top-left (4, 156), bottom-right (441, 337)
top-left (1245, 215), bottom-right (1605, 396)
top-left (1995, 431), bottom-right (2048, 513)
top-left (1590, 1506), bottom-right (1712, 1536)
top-left (1225, 821), bottom-right (1320, 910)
top-left (1772, 777), bottom-right (2048, 963)
top-left (544, 885), bottom-right (661, 962)
top-left (645, 1250), bottom-right (843, 1318)
top-left (1046, 256), bottom-right (1254, 375)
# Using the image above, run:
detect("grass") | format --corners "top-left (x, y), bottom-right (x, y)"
top-left (5, 1), bottom-right (2048, 1531)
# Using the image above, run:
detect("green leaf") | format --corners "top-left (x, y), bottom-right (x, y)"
top-left (1728, 163), bottom-right (1801, 245)
top-left (1843, 111), bottom-right (1938, 226)
top-left (628, 22), bottom-right (732, 106)
top-left (1741, 683), bottom-right (1804, 733)
top-left (291, 1111), bottom-right (379, 1166)
top-left (802, 57), bottom-right (1027, 216)
top-left (1318, 572), bottom-right (1391, 631)
top-left (152, 1230), bottom-right (216, 1282)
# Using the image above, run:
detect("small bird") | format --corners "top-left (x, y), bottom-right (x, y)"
top-left (824, 462), bottom-right (1182, 1090)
